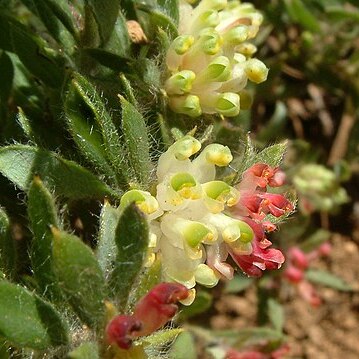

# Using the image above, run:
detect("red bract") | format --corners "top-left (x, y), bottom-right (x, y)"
top-left (106, 315), bottom-right (142, 349)
top-left (287, 247), bottom-right (309, 270)
top-left (133, 282), bottom-right (189, 336)
top-left (106, 283), bottom-right (189, 349)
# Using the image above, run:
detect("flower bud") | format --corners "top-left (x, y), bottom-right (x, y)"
top-left (245, 58), bottom-right (269, 83)
top-left (172, 35), bottom-right (195, 55)
top-left (165, 70), bottom-right (196, 95)
top-left (169, 95), bottom-right (202, 117)
top-left (223, 25), bottom-right (249, 45)
top-left (194, 263), bottom-right (219, 287)
top-left (133, 283), bottom-right (189, 336)
top-left (215, 92), bottom-right (240, 117)
top-left (120, 190), bottom-right (159, 215)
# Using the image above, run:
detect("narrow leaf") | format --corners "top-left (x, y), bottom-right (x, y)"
top-left (225, 274), bottom-right (254, 294)
top-left (111, 204), bottom-right (149, 308)
top-left (64, 82), bottom-right (117, 185)
top-left (300, 229), bottom-right (331, 252)
top-left (0, 207), bottom-right (16, 279)
top-left (71, 73), bottom-right (130, 186)
top-left (305, 269), bottom-right (353, 291)
top-left (284, 0), bottom-right (321, 32)
top-left (28, 176), bottom-right (62, 300)
top-left (0, 281), bottom-right (68, 349)
top-left (52, 228), bottom-right (106, 328)
top-left (0, 145), bottom-right (117, 199)
top-left (84, 0), bottom-right (120, 44)
top-left (267, 298), bottom-right (284, 332)
top-left (120, 95), bottom-right (151, 187)
top-left (0, 14), bottom-right (65, 88)
top-left (0, 51), bottom-right (14, 103)
top-left (96, 200), bottom-right (120, 279)
top-left (21, 0), bottom-right (76, 48)
top-left (157, 0), bottom-right (179, 25)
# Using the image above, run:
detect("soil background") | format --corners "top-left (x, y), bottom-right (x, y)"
top-left (208, 231), bottom-right (359, 358)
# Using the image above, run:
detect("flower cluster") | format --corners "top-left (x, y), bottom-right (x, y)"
top-left (106, 282), bottom-right (189, 350)
top-left (120, 136), bottom-right (292, 299)
top-left (293, 164), bottom-right (348, 214)
top-left (165, 0), bottom-right (268, 117)
top-left (284, 244), bottom-right (331, 307)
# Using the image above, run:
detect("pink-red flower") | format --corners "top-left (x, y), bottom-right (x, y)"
top-left (106, 283), bottom-right (189, 349)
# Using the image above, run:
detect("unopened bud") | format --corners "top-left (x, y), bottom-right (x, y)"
top-left (215, 92), bottom-right (240, 117)
top-left (245, 58), bottom-right (269, 83)
top-left (169, 95), bottom-right (202, 117)
top-left (172, 35), bottom-right (195, 55)
top-left (224, 25), bottom-right (249, 44)
top-left (120, 190), bottom-right (159, 214)
top-left (165, 70), bottom-right (196, 95)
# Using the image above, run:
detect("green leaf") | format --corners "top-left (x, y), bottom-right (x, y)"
top-left (138, 328), bottom-right (183, 347)
top-left (0, 207), bottom-right (16, 279)
top-left (284, 0), bottom-right (321, 32)
top-left (68, 342), bottom-right (99, 359)
top-left (71, 73), bottom-right (130, 186)
top-left (0, 281), bottom-right (68, 349)
top-left (300, 229), bottom-right (331, 252)
top-left (96, 200), bottom-right (120, 278)
top-left (179, 291), bottom-right (212, 319)
top-left (28, 176), bottom-right (62, 301)
top-left (104, 11), bottom-right (132, 58)
top-left (225, 274), bottom-right (254, 294)
top-left (169, 331), bottom-right (197, 359)
top-left (254, 142), bottom-right (288, 168)
top-left (20, 0), bottom-right (76, 48)
top-left (214, 327), bottom-right (284, 349)
top-left (0, 145), bottom-right (117, 199)
top-left (120, 95), bottom-right (151, 187)
top-left (111, 204), bottom-right (149, 308)
top-left (16, 107), bottom-right (34, 141)
top-left (157, 0), bottom-right (179, 25)
top-left (0, 341), bottom-right (9, 359)
top-left (325, 6), bottom-right (359, 22)
top-left (305, 269), bottom-right (353, 291)
top-left (84, 0), bottom-right (120, 44)
top-left (52, 229), bottom-right (106, 328)
top-left (0, 51), bottom-right (14, 103)
top-left (137, 3), bottom-right (178, 38)
top-left (267, 298), bottom-right (284, 332)
top-left (64, 81), bottom-right (118, 185)
top-left (82, 48), bottom-right (134, 72)
top-left (0, 14), bottom-right (65, 88)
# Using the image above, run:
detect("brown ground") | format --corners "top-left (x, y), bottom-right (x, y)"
top-left (209, 234), bottom-right (359, 359)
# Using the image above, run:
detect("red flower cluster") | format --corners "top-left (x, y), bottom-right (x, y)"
top-left (106, 283), bottom-right (189, 349)
top-left (229, 164), bottom-right (293, 276)
top-left (284, 244), bottom-right (332, 306)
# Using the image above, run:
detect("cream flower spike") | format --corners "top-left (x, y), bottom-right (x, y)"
top-left (165, 0), bottom-right (268, 117)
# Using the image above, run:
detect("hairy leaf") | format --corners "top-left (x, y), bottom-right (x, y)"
top-left (0, 145), bottom-right (117, 199)
top-left (120, 95), bottom-right (151, 187)
top-left (0, 207), bottom-right (16, 279)
top-left (0, 281), bottom-right (68, 349)
top-left (52, 229), bottom-right (106, 328)
top-left (28, 176), bottom-right (62, 301)
top-left (111, 204), bottom-right (149, 308)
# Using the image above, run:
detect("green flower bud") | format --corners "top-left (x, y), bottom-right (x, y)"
top-left (195, 264), bottom-right (219, 287)
top-left (245, 58), bottom-right (269, 83)
top-left (170, 172), bottom-right (201, 199)
top-left (202, 144), bottom-right (233, 166)
top-left (200, 56), bottom-right (231, 82)
top-left (165, 70), bottom-right (196, 95)
top-left (171, 135), bottom-right (201, 160)
top-left (236, 43), bottom-right (257, 56)
top-left (172, 35), bottom-right (195, 55)
top-left (169, 95), bottom-right (202, 117)
top-left (120, 190), bottom-right (159, 214)
top-left (203, 181), bottom-right (239, 206)
top-left (224, 25), bottom-right (248, 45)
top-left (215, 92), bottom-right (240, 117)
